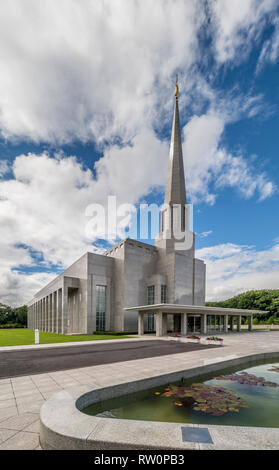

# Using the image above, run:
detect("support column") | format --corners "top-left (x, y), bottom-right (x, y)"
top-left (38, 301), bottom-right (41, 330)
top-left (41, 299), bottom-right (44, 331)
top-left (35, 303), bottom-right (37, 329)
top-left (57, 289), bottom-right (62, 334)
top-left (40, 300), bottom-right (43, 331)
top-left (181, 313), bottom-right (188, 336)
top-left (224, 315), bottom-right (228, 333)
top-left (48, 294), bottom-right (52, 332)
top-left (55, 290), bottom-right (59, 333)
top-left (62, 286), bottom-right (68, 334)
top-left (248, 315), bottom-right (253, 332)
top-left (230, 315), bottom-right (234, 332)
top-left (51, 293), bottom-right (55, 333)
top-left (162, 313), bottom-right (168, 336)
top-left (48, 295), bottom-right (51, 332)
top-left (46, 297), bottom-right (48, 332)
top-left (156, 311), bottom-right (163, 337)
top-left (237, 315), bottom-right (241, 332)
top-left (43, 297), bottom-right (46, 331)
top-left (138, 312), bottom-right (144, 335)
top-left (201, 314), bottom-right (207, 335)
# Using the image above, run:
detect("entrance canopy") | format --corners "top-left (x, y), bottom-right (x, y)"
top-left (125, 304), bottom-right (268, 337)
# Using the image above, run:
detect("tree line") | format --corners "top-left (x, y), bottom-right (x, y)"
top-left (206, 290), bottom-right (279, 324)
top-left (0, 304), bottom-right (27, 328)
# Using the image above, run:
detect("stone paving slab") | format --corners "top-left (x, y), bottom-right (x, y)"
top-left (0, 331), bottom-right (279, 450)
top-left (0, 430), bottom-right (40, 450)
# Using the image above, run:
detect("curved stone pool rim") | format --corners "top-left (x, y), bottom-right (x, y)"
top-left (40, 351), bottom-right (279, 450)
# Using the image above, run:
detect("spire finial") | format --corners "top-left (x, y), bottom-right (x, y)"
top-left (175, 74), bottom-right (179, 99)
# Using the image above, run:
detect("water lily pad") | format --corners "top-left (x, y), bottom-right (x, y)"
top-left (161, 383), bottom-right (251, 416)
top-left (215, 372), bottom-right (279, 388)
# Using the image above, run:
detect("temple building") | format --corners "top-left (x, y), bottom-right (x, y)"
top-left (27, 84), bottom-right (258, 336)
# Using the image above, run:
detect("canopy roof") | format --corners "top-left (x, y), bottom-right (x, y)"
top-left (125, 304), bottom-right (268, 316)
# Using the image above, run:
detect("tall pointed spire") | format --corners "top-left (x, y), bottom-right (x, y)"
top-left (164, 77), bottom-right (186, 206)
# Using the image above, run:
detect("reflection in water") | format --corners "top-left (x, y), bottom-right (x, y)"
top-left (82, 361), bottom-right (279, 428)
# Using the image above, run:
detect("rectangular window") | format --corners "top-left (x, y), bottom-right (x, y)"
top-left (96, 285), bottom-right (107, 332)
top-left (147, 285), bottom-right (155, 305)
top-left (161, 285), bottom-right (167, 303)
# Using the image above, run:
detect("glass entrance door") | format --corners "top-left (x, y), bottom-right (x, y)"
top-left (187, 315), bottom-right (201, 333)
top-left (173, 314), bottom-right (181, 333)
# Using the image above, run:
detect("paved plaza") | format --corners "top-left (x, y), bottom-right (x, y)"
top-left (0, 331), bottom-right (278, 450)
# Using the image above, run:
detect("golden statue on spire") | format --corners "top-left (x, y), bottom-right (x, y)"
top-left (175, 74), bottom-right (179, 98)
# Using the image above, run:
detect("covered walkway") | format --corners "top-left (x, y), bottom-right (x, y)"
top-left (125, 304), bottom-right (268, 337)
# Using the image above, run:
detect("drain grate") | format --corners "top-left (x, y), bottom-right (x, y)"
top-left (181, 427), bottom-right (213, 444)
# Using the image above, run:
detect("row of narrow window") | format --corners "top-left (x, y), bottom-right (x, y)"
top-left (147, 284), bottom-right (167, 305)
top-left (147, 284), bottom-right (167, 331)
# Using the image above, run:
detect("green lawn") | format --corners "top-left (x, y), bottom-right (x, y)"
top-left (0, 329), bottom-right (131, 347)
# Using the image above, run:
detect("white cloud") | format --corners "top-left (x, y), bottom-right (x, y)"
top-left (183, 110), bottom-right (275, 204)
top-left (0, 160), bottom-right (10, 178)
top-left (0, 132), bottom-right (169, 305)
top-left (209, 0), bottom-right (278, 63)
top-left (199, 231), bottom-right (213, 239)
top-left (257, 18), bottom-right (279, 72)
top-left (197, 242), bottom-right (279, 301)
top-left (0, 0), bottom-right (203, 144)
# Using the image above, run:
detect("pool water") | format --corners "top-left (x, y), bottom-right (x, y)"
top-left (82, 360), bottom-right (279, 428)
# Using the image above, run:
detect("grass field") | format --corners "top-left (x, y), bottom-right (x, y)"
top-left (0, 329), bottom-right (131, 347)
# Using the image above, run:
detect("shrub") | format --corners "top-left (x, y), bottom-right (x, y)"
top-left (0, 324), bottom-right (26, 329)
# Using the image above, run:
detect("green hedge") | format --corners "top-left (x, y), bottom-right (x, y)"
top-left (0, 324), bottom-right (27, 329)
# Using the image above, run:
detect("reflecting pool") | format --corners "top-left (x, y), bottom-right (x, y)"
top-left (82, 360), bottom-right (279, 428)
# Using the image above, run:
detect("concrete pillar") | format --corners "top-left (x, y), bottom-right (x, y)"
top-left (181, 313), bottom-right (188, 336)
top-left (40, 300), bottom-right (43, 331)
top-left (35, 303), bottom-right (37, 329)
top-left (248, 315), bottom-right (253, 332)
top-left (57, 289), bottom-right (62, 334)
top-left (163, 313), bottom-right (168, 336)
top-left (43, 297), bottom-right (47, 331)
top-left (48, 294), bottom-right (51, 332)
top-left (62, 286), bottom-right (68, 334)
top-left (138, 312), bottom-right (144, 335)
top-left (156, 311), bottom-right (167, 337)
top-left (51, 293), bottom-right (56, 333)
top-left (224, 315), bottom-right (228, 333)
top-left (48, 294), bottom-right (52, 332)
top-left (201, 314), bottom-right (207, 335)
top-left (55, 290), bottom-right (59, 333)
top-left (237, 315), bottom-right (241, 332)
top-left (42, 299), bottom-right (44, 331)
top-left (230, 315), bottom-right (234, 332)
top-left (45, 297), bottom-right (48, 332)
top-left (156, 312), bottom-right (163, 337)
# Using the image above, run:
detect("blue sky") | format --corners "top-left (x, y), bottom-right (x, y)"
top-left (0, 0), bottom-right (279, 305)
